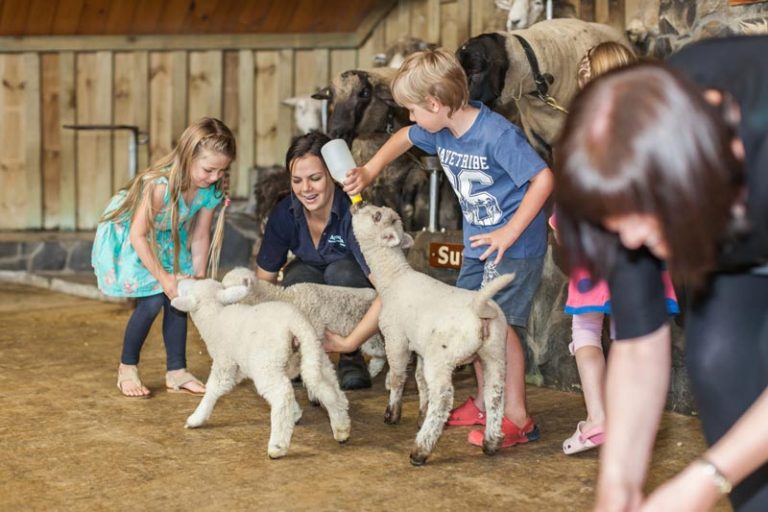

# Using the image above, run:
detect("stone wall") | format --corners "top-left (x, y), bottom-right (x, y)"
top-left (627, 0), bottom-right (768, 58)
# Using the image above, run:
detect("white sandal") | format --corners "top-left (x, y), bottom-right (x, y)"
top-left (166, 369), bottom-right (206, 396)
top-left (117, 365), bottom-right (151, 399)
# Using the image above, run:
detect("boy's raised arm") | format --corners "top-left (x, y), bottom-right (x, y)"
top-left (343, 126), bottom-right (414, 196)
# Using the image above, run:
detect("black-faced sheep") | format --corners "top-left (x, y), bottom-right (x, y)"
top-left (171, 279), bottom-right (350, 459)
top-left (352, 204), bottom-right (513, 466)
top-left (456, 18), bottom-right (628, 160)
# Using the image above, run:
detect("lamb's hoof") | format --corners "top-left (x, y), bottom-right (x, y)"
top-left (384, 405), bottom-right (400, 425)
top-left (185, 416), bottom-right (204, 429)
top-left (333, 427), bottom-right (351, 444)
top-left (482, 441), bottom-right (500, 456)
top-left (268, 445), bottom-right (288, 459)
top-left (409, 451), bottom-right (428, 466)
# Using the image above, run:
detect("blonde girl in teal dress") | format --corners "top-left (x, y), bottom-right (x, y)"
top-left (92, 117), bottom-right (236, 398)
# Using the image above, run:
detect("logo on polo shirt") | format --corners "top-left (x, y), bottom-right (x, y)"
top-left (327, 235), bottom-right (346, 247)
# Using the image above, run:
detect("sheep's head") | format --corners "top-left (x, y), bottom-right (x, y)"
top-left (219, 267), bottom-right (258, 305)
top-left (352, 204), bottom-right (414, 249)
top-left (282, 95), bottom-right (324, 134)
top-left (312, 68), bottom-right (406, 144)
top-left (498, 0), bottom-right (544, 30)
top-left (171, 278), bottom-right (249, 312)
top-left (456, 33), bottom-right (510, 107)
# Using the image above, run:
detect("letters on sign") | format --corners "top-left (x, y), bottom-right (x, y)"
top-left (428, 242), bottom-right (464, 270)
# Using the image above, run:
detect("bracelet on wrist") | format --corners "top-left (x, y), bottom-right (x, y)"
top-left (697, 457), bottom-right (733, 495)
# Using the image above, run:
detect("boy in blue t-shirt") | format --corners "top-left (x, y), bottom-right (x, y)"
top-left (328, 48), bottom-right (553, 448)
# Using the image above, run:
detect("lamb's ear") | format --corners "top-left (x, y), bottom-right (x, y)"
top-left (380, 227), bottom-right (402, 248)
top-left (401, 232), bottom-right (414, 249)
top-left (311, 87), bottom-right (332, 101)
top-left (171, 295), bottom-right (198, 312)
top-left (217, 285), bottom-right (249, 305)
top-left (374, 83), bottom-right (398, 107)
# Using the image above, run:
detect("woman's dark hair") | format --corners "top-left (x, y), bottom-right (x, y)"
top-left (285, 131), bottom-right (331, 174)
top-left (554, 62), bottom-right (744, 288)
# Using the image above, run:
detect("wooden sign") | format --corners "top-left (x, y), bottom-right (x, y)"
top-left (428, 242), bottom-right (464, 270)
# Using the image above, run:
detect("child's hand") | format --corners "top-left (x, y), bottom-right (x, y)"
top-left (160, 273), bottom-right (179, 300)
top-left (343, 166), bottom-right (373, 196)
top-left (469, 224), bottom-right (520, 265)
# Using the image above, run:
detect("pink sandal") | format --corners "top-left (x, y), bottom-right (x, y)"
top-left (562, 421), bottom-right (604, 455)
top-left (446, 397), bottom-right (486, 426)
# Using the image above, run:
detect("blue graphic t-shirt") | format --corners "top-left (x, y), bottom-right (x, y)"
top-left (256, 185), bottom-right (369, 275)
top-left (408, 102), bottom-right (549, 259)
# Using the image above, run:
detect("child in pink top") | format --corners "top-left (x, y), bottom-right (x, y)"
top-left (552, 42), bottom-right (680, 454)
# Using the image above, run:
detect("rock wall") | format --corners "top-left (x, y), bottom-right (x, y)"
top-left (627, 0), bottom-right (768, 58)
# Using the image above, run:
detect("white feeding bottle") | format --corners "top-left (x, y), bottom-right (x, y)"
top-left (321, 139), bottom-right (364, 205)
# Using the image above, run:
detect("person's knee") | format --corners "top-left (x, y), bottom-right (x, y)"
top-left (324, 259), bottom-right (370, 288)
top-left (282, 261), bottom-right (324, 287)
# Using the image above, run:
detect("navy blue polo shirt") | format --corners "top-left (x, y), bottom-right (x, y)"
top-left (256, 186), bottom-right (369, 275)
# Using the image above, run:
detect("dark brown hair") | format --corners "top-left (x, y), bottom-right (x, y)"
top-left (554, 62), bottom-right (743, 288)
top-left (285, 131), bottom-right (331, 175)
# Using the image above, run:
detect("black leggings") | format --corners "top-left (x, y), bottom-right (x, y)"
top-left (686, 272), bottom-right (768, 511)
top-left (120, 293), bottom-right (188, 371)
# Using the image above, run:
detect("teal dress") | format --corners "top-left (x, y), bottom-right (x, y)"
top-left (91, 177), bottom-right (222, 298)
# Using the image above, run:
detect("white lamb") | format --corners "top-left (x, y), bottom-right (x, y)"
top-left (282, 94), bottom-right (326, 134)
top-left (351, 204), bottom-right (512, 465)
top-left (221, 267), bottom-right (387, 379)
top-left (171, 278), bottom-right (350, 459)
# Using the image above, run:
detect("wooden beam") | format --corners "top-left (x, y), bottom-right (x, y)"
top-left (354, 0), bottom-right (398, 48)
top-left (236, 50), bottom-right (254, 198)
top-left (0, 32), bottom-right (359, 53)
top-left (24, 52), bottom-right (42, 228)
top-left (58, 51), bottom-right (77, 231)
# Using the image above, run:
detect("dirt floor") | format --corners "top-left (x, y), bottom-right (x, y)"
top-left (0, 282), bottom-right (731, 512)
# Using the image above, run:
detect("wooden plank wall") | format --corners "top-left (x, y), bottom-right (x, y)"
top-left (0, 0), bottom-right (622, 230)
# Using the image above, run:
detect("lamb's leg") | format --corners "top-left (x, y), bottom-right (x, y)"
top-left (186, 360), bottom-right (238, 428)
top-left (367, 355), bottom-right (386, 379)
top-left (477, 323), bottom-right (507, 456)
top-left (255, 372), bottom-right (298, 459)
top-left (383, 334), bottom-right (410, 425)
top-left (300, 351), bottom-right (351, 444)
top-left (415, 355), bottom-right (429, 427)
top-left (410, 360), bottom-right (454, 466)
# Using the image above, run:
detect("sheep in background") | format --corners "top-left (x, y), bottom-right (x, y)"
top-left (312, 68), bottom-right (461, 231)
top-left (374, 37), bottom-right (438, 69)
top-left (282, 94), bottom-right (327, 135)
top-left (352, 204), bottom-right (512, 466)
top-left (171, 279), bottom-right (350, 459)
top-left (495, 0), bottom-right (577, 31)
top-left (456, 18), bottom-right (627, 161)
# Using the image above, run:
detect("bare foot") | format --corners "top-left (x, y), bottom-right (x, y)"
top-left (118, 364), bottom-right (151, 398)
top-left (323, 329), bottom-right (356, 353)
top-left (166, 369), bottom-right (206, 394)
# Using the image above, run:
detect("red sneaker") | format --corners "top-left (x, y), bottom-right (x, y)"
top-left (446, 397), bottom-right (486, 426)
top-left (467, 416), bottom-right (540, 448)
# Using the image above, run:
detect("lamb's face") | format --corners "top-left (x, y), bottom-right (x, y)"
top-left (221, 267), bottom-right (256, 290)
top-left (352, 204), bottom-right (413, 249)
top-left (172, 279), bottom-right (224, 312)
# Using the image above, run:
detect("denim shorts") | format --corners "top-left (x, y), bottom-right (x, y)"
top-left (456, 255), bottom-right (545, 327)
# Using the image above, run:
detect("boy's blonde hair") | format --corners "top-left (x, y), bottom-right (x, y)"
top-left (102, 117), bottom-right (236, 278)
top-left (392, 48), bottom-right (469, 115)
top-left (577, 42), bottom-right (637, 88)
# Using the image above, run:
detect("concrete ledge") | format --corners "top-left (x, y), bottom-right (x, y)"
top-left (0, 271), bottom-right (127, 303)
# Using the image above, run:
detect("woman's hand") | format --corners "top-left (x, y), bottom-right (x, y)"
top-left (323, 329), bottom-right (357, 354)
top-left (639, 464), bottom-right (722, 512)
top-left (469, 224), bottom-right (519, 264)
top-left (343, 166), bottom-right (374, 197)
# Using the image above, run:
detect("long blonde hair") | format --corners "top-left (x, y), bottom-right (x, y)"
top-left (102, 117), bottom-right (236, 278)
top-left (577, 42), bottom-right (637, 88)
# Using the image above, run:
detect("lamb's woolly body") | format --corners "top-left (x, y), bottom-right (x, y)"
top-left (352, 205), bottom-right (510, 465)
top-left (222, 267), bottom-right (387, 379)
top-left (172, 279), bottom-right (350, 459)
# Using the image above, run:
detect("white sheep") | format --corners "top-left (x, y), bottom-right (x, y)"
top-left (351, 204), bottom-right (513, 466)
top-left (282, 94), bottom-right (326, 135)
top-left (171, 278), bottom-right (350, 459)
top-left (221, 267), bottom-right (387, 380)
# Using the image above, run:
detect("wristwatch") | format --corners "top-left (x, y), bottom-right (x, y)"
top-left (698, 457), bottom-right (733, 495)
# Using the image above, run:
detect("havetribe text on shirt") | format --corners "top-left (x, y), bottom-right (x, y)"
top-left (437, 147), bottom-right (503, 227)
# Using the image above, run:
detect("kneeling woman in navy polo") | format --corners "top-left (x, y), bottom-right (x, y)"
top-left (255, 132), bottom-right (372, 390)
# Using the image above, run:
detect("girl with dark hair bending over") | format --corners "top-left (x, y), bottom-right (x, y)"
top-left (555, 37), bottom-right (768, 511)
top-left (255, 132), bottom-right (373, 390)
